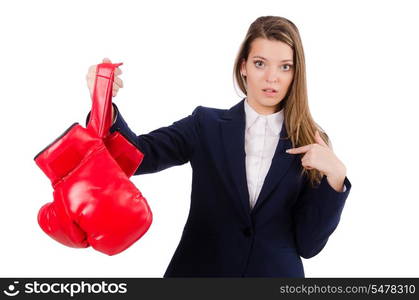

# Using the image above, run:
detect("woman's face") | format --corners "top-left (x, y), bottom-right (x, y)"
top-left (241, 37), bottom-right (294, 115)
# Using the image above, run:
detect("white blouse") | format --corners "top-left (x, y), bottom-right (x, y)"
top-left (244, 98), bottom-right (285, 209)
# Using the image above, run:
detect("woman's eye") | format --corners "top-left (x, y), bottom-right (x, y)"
top-left (254, 60), bottom-right (264, 68)
top-left (282, 64), bottom-right (293, 71)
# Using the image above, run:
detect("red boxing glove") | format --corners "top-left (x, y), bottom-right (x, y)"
top-left (35, 63), bottom-right (152, 255)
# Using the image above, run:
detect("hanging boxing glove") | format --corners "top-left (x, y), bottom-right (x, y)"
top-left (34, 63), bottom-right (152, 255)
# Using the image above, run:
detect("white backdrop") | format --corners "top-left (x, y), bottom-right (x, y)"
top-left (1, 0), bottom-right (418, 277)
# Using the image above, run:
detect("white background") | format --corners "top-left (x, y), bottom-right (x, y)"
top-left (1, 0), bottom-right (418, 277)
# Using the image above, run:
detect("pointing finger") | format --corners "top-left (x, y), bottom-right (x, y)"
top-left (286, 144), bottom-right (311, 154)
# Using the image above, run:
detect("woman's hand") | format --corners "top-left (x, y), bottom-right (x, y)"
top-left (286, 130), bottom-right (347, 192)
top-left (86, 57), bottom-right (124, 99)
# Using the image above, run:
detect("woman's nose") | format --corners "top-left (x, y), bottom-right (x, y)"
top-left (265, 68), bottom-right (279, 83)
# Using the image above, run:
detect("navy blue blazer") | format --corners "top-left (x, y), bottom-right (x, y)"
top-left (87, 98), bottom-right (351, 277)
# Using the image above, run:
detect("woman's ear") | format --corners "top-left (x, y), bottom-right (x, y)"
top-left (240, 59), bottom-right (247, 77)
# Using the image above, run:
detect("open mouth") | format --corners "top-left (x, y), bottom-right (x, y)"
top-left (262, 88), bottom-right (278, 95)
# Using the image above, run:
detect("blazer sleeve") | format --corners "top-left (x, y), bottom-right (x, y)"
top-left (292, 173), bottom-right (352, 259)
top-left (85, 103), bottom-right (201, 175)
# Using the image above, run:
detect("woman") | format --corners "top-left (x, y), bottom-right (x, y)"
top-left (86, 16), bottom-right (351, 277)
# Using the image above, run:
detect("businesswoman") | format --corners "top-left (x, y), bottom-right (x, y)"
top-left (86, 15), bottom-right (352, 277)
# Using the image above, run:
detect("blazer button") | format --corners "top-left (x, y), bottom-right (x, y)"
top-left (242, 227), bottom-right (253, 237)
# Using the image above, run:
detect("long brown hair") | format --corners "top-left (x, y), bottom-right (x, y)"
top-left (233, 16), bottom-right (330, 188)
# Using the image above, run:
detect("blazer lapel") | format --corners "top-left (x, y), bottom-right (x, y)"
top-left (251, 122), bottom-right (296, 214)
top-left (220, 99), bottom-right (252, 220)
